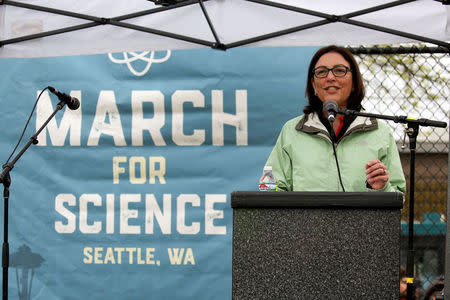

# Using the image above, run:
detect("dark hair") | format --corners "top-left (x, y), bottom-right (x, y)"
top-left (304, 45), bottom-right (365, 114)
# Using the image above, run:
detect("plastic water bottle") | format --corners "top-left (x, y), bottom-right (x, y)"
top-left (258, 166), bottom-right (278, 191)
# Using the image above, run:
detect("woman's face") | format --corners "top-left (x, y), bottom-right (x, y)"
top-left (312, 51), bottom-right (353, 108)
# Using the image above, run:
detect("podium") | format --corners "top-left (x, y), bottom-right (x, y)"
top-left (231, 191), bottom-right (403, 299)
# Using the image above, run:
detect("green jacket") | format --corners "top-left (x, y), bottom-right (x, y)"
top-left (265, 112), bottom-right (406, 194)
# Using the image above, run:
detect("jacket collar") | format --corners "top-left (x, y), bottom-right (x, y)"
top-left (295, 111), bottom-right (378, 136)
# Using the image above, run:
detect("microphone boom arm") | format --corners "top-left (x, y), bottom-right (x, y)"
top-left (338, 108), bottom-right (447, 128)
top-left (0, 101), bottom-right (65, 183)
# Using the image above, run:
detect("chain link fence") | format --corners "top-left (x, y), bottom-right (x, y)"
top-left (348, 44), bottom-right (449, 297)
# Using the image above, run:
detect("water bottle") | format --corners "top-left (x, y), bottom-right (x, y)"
top-left (258, 166), bottom-right (278, 191)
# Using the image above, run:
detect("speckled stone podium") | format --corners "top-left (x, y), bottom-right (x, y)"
top-left (231, 191), bottom-right (403, 300)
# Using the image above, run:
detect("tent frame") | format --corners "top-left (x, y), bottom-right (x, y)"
top-left (0, 0), bottom-right (449, 51)
top-left (0, 1), bottom-right (449, 299)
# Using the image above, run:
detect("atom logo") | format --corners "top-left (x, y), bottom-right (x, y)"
top-left (108, 50), bottom-right (171, 76)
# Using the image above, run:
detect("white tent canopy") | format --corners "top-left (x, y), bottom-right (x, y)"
top-left (0, 0), bottom-right (449, 58)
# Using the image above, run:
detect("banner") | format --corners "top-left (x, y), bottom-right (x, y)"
top-left (0, 46), bottom-right (316, 299)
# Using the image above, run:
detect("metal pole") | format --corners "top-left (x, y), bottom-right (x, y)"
top-left (406, 125), bottom-right (418, 300)
top-left (444, 129), bottom-right (450, 298)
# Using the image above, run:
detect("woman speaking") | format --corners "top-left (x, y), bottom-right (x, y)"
top-left (264, 45), bottom-right (406, 193)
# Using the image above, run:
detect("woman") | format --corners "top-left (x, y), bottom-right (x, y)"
top-left (264, 45), bottom-right (406, 193)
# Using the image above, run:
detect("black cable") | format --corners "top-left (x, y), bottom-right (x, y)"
top-left (329, 129), bottom-right (346, 192)
top-left (5, 88), bottom-right (48, 164)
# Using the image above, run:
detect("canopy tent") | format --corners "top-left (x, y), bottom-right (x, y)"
top-left (0, 0), bottom-right (449, 58)
top-left (0, 1), bottom-right (449, 299)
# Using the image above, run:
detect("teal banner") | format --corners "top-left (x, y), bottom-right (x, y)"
top-left (0, 46), bottom-right (316, 299)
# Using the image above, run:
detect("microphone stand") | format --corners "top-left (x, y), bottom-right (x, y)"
top-left (338, 108), bottom-right (447, 300)
top-left (0, 100), bottom-right (67, 300)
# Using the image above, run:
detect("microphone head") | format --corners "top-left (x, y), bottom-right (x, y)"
top-left (323, 100), bottom-right (338, 123)
top-left (67, 97), bottom-right (80, 110)
top-left (48, 86), bottom-right (80, 110)
top-left (323, 100), bottom-right (338, 113)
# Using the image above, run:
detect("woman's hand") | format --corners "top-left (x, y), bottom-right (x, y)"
top-left (365, 159), bottom-right (389, 190)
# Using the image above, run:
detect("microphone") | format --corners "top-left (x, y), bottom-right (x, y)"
top-left (48, 86), bottom-right (80, 110)
top-left (323, 100), bottom-right (338, 123)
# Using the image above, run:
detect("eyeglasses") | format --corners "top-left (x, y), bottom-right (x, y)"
top-left (313, 66), bottom-right (351, 78)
